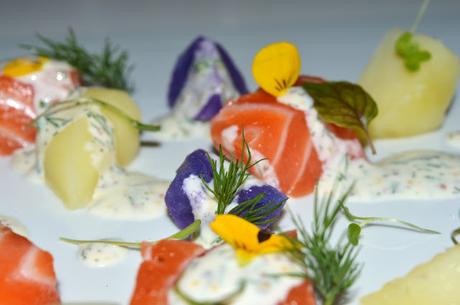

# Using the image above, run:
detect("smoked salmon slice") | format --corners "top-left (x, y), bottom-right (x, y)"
top-left (130, 240), bottom-right (205, 305)
top-left (210, 76), bottom-right (364, 197)
top-left (0, 76), bottom-right (36, 156)
top-left (0, 225), bottom-right (60, 305)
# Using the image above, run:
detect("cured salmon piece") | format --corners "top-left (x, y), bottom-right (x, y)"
top-left (0, 76), bottom-right (36, 156)
top-left (211, 89), bottom-right (322, 197)
top-left (130, 239), bottom-right (316, 305)
top-left (279, 282), bottom-right (316, 305)
top-left (0, 225), bottom-right (60, 305)
top-left (130, 240), bottom-right (205, 305)
top-left (210, 76), bottom-right (364, 197)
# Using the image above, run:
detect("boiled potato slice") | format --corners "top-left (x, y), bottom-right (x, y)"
top-left (360, 29), bottom-right (460, 138)
top-left (82, 87), bottom-right (141, 166)
top-left (360, 245), bottom-right (460, 305)
top-left (44, 118), bottom-right (99, 209)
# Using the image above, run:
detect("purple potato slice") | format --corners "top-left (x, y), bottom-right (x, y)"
top-left (194, 94), bottom-right (222, 122)
top-left (232, 185), bottom-right (287, 230)
top-left (165, 149), bottom-right (213, 229)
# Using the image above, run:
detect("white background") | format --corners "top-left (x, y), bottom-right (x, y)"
top-left (1, 0), bottom-right (459, 304)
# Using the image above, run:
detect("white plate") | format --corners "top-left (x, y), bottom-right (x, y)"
top-left (1, 1), bottom-right (460, 304)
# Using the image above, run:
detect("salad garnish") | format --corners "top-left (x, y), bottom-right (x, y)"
top-left (60, 219), bottom-right (202, 250)
top-left (284, 182), bottom-right (439, 305)
top-left (285, 187), bottom-right (361, 305)
top-left (303, 81), bottom-right (378, 154)
top-left (395, 0), bottom-right (432, 72)
top-left (251, 42), bottom-right (379, 154)
top-left (33, 97), bottom-right (160, 132)
top-left (202, 134), bottom-right (285, 227)
top-left (210, 214), bottom-right (290, 266)
top-left (22, 29), bottom-right (134, 92)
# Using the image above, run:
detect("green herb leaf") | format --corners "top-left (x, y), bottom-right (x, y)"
top-left (347, 223), bottom-right (362, 246)
top-left (303, 81), bottom-right (378, 154)
top-left (395, 32), bottom-right (431, 72)
top-left (22, 28), bottom-right (134, 92)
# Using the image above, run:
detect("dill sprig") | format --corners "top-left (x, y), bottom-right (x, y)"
top-left (22, 28), bottom-right (134, 92)
top-left (287, 187), bottom-right (360, 305)
top-left (34, 97), bottom-right (160, 132)
top-left (203, 133), bottom-right (265, 215)
top-left (228, 193), bottom-right (286, 227)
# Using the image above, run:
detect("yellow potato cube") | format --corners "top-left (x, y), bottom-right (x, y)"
top-left (361, 246), bottom-right (460, 305)
top-left (360, 29), bottom-right (460, 138)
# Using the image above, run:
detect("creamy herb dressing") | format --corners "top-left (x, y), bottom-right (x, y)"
top-left (320, 151), bottom-right (460, 201)
top-left (12, 99), bottom-right (167, 220)
top-left (154, 113), bottom-right (210, 140)
top-left (169, 244), bottom-right (303, 305)
top-left (0, 215), bottom-right (28, 237)
top-left (89, 168), bottom-right (168, 220)
top-left (446, 131), bottom-right (460, 149)
top-left (78, 242), bottom-right (128, 267)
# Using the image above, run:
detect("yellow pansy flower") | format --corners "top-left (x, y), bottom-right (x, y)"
top-left (252, 42), bottom-right (301, 97)
top-left (3, 57), bottom-right (49, 77)
top-left (210, 214), bottom-right (290, 266)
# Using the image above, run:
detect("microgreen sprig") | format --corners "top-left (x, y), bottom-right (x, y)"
top-left (342, 203), bottom-right (439, 246)
top-left (22, 29), bottom-right (134, 92)
top-left (60, 219), bottom-right (201, 250)
top-left (395, 0), bottom-right (432, 72)
top-left (33, 97), bottom-right (160, 132)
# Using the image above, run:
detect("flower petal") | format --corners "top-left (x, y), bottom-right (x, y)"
top-left (252, 42), bottom-right (301, 97)
top-left (3, 57), bottom-right (49, 77)
top-left (210, 214), bottom-right (261, 250)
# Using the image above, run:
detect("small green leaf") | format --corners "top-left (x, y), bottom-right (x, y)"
top-left (395, 31), bottom-right (431, 72)
top-left (303, 81), bottom-right (378, 154)
top-left (347, 223), bottom-right (362, 246)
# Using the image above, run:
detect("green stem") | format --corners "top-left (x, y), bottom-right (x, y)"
top-left (60, 219), bottom-right (201, 249)
top-left (34, 97), bottom-right (160, 132)
top-left (410, 0), bottom-right (430, 33)
top-left (341, 205), bottom-right (439, 235)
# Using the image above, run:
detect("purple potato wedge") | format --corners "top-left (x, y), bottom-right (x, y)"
top-left (165, 149), bottom-right (213, 229)
top-left (167, 36), bottom-right (248, 109)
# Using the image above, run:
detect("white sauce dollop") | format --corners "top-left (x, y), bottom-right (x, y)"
top-left (78, 242), bottom-right (128, 267)
top-left (0, 215), bottom-right (28, 237)
top-left (169, 244), bottom-right (304, 305)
